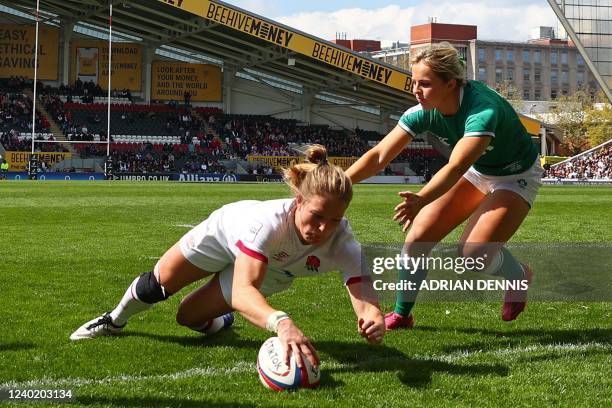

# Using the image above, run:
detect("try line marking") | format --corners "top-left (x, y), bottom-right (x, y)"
top-left (2, 342), bottom-right (609, 389)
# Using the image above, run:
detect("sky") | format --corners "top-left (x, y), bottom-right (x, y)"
top-left (224, 1), bottom-right (561, 45)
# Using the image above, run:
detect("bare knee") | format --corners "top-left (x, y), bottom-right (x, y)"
top-left (457, 242), bottom-right (501, 271)
top-left (458, 243), bottom-right (482, 260)
top-left (404, 223), bottom-right (437, 257)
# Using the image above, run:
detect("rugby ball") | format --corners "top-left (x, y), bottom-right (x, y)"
top-left (257, 336), bottom-right (320, 391)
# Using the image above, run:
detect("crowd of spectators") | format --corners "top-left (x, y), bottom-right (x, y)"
top-left (0, 77), bottom-right (35, 92)
top-left (0, 130), bottom-right (66, 154)
top-left (53, 79), bottom-right (132, 104)
top-left (213, 115), bottom-right (370, 159)
top-left (1, 93), bottom-right (49, 134)
top-left (108, 146), bottom-right (227, 174)
top-left (1, 80), bottom-right (446, 176)
top-left (0, 89), bottom-right (65, 153)
top-left (545, 143), bottom-right (612, 180)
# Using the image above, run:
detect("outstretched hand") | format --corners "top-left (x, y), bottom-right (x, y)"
top-left (358, 316), bottom-right (385, 344)
top-left (276, 319), bottom-right (320, 369)
top-left (393, 191), bottom-right (425, 232)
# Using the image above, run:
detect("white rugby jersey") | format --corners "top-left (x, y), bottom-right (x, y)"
top-left (198, 199), bottom-right (366, 285)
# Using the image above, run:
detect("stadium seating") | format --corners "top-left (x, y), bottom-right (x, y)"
top-left (0, 85), bottom-right (447, 176)
top-left (545, 142), bottom-right (612, 180)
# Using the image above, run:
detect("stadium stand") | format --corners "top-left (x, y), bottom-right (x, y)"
top-left (0, 87), bottom-right (65, 153)
top-left (545, 142), bottom-right (612, 180)
top-left (1, 80), bottom-right (446, 177)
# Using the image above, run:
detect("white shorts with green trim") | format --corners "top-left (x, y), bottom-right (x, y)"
top-left (463, 157), bottom-right (543, 207)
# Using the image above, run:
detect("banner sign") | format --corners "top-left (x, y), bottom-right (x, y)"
top-left (151, 61), bottom-right (222, 101)
top-left (110, 173), bottom-right (286, 182)
top-left (156, 0), bottom-right (414, 93)
top-left (6, 172), bottom-right (284, 182)
top-left (0, 24), bottom-right (59, 80)
top-left (156, 1), bottom-right (544, 133)
top-left (4, 151), bottom-right (72, 172)
top-left (70, 40), bottom-right (142, 91)
top-left (175, 173), bottom-right (238, 182)
top-left (112, 173), bottom-right (238, 182)
top-left (247, 155), bottom-right (358, 170)
top-left (239, 174), bottom-right (283, 182)
top-left (112, 173), bottom-right (173, 181)
top-left (542, 178), bottom-right (612, 185)
top-left (6, 172), bottom-right (104, 180)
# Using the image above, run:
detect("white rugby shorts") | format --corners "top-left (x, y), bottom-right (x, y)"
top-left (463, 157), bottom-right (543, 207)
top-left (179, 217), bottom-right (292, 306)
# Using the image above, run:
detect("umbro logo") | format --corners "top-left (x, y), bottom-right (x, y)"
top-left (272, 251), bottom-right (290, 262)
top-left (517, 179), bottom-right (528, 189)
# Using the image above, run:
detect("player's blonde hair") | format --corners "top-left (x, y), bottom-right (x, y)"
top-left (411, 42), bottom-right (466, 87)
top-left (283, 144), bottom-right (353, 204)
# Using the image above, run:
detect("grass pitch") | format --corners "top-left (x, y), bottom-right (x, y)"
top-left (1, 182), bottom-right (611, 407)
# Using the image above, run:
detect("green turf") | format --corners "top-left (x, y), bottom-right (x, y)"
top-left (0, 182), bottom-right (611, 407)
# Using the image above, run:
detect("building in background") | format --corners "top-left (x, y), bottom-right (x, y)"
top-left (369, 42), bottom-right (411, 71)
top-left (546, 0), bottom-right (612, 103)
top-left (330, 35), bottom-right (381, 52)
top-left (472, 31), bottom-right (596, 101)
top-left (408, 22), bottom-right (597, 101)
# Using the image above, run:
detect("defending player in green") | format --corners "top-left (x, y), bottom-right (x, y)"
top-left (346, 42), bottom-right (541, 330)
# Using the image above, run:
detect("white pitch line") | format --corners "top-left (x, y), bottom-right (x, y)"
top-left (174, 224), bottom-right (196, 228)
top-left (2, 342), bottom-right (609, 389)
top-left (0, 362), bottom-right (255, 389)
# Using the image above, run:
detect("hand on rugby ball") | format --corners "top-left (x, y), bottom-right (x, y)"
top-left (277, 319), bottom-right (320, 369)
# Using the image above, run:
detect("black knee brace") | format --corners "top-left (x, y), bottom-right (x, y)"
top-left (135, 271), bottom-right (172, 304)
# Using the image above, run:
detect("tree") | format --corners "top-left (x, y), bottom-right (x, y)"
top-left (549, 89), bottom-right (593, 155)
top-left (584, 92), bottom-right (612, 147)
top-left (494, 81), bottom-right (523, 112)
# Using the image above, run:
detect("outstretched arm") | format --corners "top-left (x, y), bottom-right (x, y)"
top-left (346, 125), bottom-right (413, 184)
top-left (231, 252), bottom-right (319, 368)
top-left (394, 136), bottom-right (492, 231)
top-left (346, 280), bottom-right (384, 344)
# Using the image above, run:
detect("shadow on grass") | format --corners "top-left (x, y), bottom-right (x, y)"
top-left (315, 341), bottom-right (508, 388)
top-left (121, 329), bottom-right (262, 349)
top-left (76, 395), bottom-right (254, 407)
top-left (0, 342), bottom-right (35, 352)
top-left (415, 326), bottom-right (612, 355)
top-left (514, 347), bottom-right (612, 364)
top-left (118, 332), bottom-right (508, 389)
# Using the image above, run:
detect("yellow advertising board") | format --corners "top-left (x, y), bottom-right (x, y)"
top-left (541, 156), bottom-right (568, 166)
top-left (70, 40), bottom-right (142, 91)
top-left (157, 1), bottom-right (544, 136)
top-left (247, 155), bottom-right (358, 170)
top-left (157, 0), bottom-right (414, 93)
top-left (151, 61), bottom-right (222, 101)
top-left (5, 151), bottom-right (72, 171)
top-left (0, 24), bottom-right (59, 80)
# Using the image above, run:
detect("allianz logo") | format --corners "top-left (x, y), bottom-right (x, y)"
top-left (178, 173), bottom-right (238, 182)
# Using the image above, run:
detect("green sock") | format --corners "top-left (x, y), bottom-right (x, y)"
top-left (394, 301), bottom-right (415, 316)
top-left (393, 265), bottom-right (427, 317)
top-left (495, 247), bottom-right (526, 281)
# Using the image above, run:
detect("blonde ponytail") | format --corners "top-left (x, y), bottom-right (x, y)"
top-left (283, 144), bottom-right (352, 204)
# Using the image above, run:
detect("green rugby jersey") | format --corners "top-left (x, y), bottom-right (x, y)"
top-left (398, 80), bottom-right (538, 176)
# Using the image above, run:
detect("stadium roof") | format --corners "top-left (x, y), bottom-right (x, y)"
top-left (2, 0), bottom-right (418, 116)
top-left (2, 0), bottom-right (545, 133)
